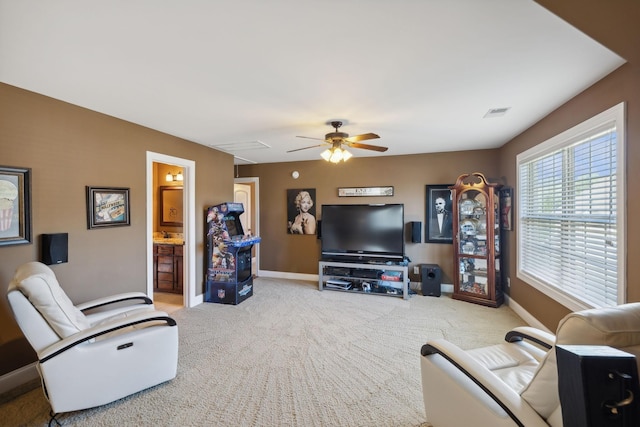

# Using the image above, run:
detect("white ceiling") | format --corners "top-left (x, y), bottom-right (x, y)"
top-left (0, 0), bottom-right (625, 165)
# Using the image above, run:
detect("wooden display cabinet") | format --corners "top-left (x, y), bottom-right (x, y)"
top-left (451, 172), bottom-right (503, 307)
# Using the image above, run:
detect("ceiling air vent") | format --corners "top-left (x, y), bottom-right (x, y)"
top-left (210, 140), bottom-right (271, 154)
top-left (483, 107), bottom-right (511, 118)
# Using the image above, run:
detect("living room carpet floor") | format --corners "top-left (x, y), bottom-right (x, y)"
top-left (0, 277), bottom-right (526, 426)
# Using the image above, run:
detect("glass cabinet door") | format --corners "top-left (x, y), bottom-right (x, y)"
top-left (459, 257), bottom-right (488, 296)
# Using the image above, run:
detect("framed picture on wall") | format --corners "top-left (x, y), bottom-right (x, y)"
top-left (0, 165), bottom-right (32, 246)
top-left (426, 184), bottom-right (453, 244)
top-left (86, 186), bottom-right (130, 229)
top-left (287, 188), bottom-right (317, 235)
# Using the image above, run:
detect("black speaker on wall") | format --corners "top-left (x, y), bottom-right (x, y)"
top-left (421, 264), bottom-right (442, 297)
top-left (316, 220), bottom-right (322, 239)
top-left (41, 233), bottom-right (68, 265)
top-left (410, 221), bottom-right (422, 243)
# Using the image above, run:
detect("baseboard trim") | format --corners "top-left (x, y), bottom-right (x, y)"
top-left (441, 284), bottom-right (454, 293)
top-left (258, 270), bottom-right (318, 282)
top-left (0, 362), bottom-right (39, 396)
top-left (504, 294), bottom-right (551, 333)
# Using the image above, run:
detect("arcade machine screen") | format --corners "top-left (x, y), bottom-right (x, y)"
top-left (224, 217), bottom-right (241, 238)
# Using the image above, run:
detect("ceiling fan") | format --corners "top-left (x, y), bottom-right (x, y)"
top-left (288, 121), bottom-right (388, 162)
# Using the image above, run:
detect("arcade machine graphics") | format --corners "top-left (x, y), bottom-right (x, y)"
top-left (205, 202), bottom-right (261, 305)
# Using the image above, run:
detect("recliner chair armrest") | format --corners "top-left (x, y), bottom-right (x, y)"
top-left (421, 339), bottom-right (549, 427)
top-left (38, 310), bottom-right (176, 363)
top-left (505, 326), bottom-right (555, 350)
top-left (76, 292), bottom-right (153, 312)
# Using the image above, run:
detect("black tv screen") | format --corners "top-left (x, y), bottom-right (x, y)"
top-left (321, 204), bottom-right (405, 261)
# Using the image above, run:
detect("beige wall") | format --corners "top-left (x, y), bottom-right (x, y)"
top-left (493, 0), bottom-right (640, 330)
top-left (239, 151), bottom-right (500, 284)
top-left (0, 83), bottom-right (234, 375)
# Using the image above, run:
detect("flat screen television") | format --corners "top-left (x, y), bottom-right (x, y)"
top-left (320, 204), bottom-right (405, 262)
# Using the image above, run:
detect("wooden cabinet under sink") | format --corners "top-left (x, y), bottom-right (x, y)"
top-left (153, 244), bottom-right (183, 294)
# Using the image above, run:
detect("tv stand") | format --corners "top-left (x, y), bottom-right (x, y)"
top-left (319, 260), bottom-right (409, 299)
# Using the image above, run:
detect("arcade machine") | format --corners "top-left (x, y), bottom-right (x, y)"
top-left (205, 202), bottom-right (261, 305)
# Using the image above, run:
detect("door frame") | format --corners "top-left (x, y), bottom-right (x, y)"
top-left (146, 151), bottom-right (202, 307)
top-left (234, 177), bottom-right (260, 274)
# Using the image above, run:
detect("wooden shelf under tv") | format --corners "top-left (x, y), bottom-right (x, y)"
top-left (318, 260), bottom-right (409, 300)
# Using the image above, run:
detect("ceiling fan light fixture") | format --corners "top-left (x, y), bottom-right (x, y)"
top-left (321, 146), bottom-right (352, 163)
top-left (330, 147), bottom-right (343, 163)
top-left (295, 120), bottom-right (386, 162)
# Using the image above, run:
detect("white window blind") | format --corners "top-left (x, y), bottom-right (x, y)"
top-left (517, 103), bottom-right (625, 310)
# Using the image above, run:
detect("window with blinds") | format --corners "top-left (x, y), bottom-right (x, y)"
top-left (516, 103), bottom-right (625, 310)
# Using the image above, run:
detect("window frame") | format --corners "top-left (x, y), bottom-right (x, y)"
top-left (516, 102), bottom-right (626, 311)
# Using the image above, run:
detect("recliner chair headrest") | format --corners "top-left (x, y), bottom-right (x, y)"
top-left (9, 261), bottom-right (90, 338)
top-left (556, 303), bottom-right (640, 350)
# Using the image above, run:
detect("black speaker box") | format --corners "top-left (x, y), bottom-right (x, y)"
top-left (557, 345), bottom-right (640, 427)
top-left (41, 233), bottom-right (68, 265)
top-left (421, 264), bottom-right (442, 297)
top-left (410, 221), bottom-right (422, 243)
top-left (317, 220), bottom-right (321, 239)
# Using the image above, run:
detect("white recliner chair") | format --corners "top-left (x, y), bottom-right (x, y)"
top-left (420, 303), bottom-right (640, 427)
top-left (6, 261), bottom-right (179, 419)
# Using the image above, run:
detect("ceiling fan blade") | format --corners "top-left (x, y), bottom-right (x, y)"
top-left (347, 142), bottom-right (388, 152)
top-left (286, 144), bottom-right (324, 153)
top-left (344, 133), bottom-right (380, 143)
top-left (296, 135), bottom-right (327, 142)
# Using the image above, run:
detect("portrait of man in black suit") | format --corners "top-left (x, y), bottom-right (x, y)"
top-left (426, 185), bottom-right (453, 243)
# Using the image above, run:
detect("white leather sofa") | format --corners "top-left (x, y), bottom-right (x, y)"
top-left (420, 303), bottom-right (640, 426)
top-left (6, 261), bottom-right (179, 418)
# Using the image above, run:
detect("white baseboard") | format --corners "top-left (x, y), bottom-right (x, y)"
top-left (190, 294), bottom-right (203, 307)
top-left (0, 362), bottom-right (39, 396)
top-left (504, 294), bottom-right (551, 332)
top-left (441, 284), bottom-right (454, 293)
top-left (258, 270), bottom-right (319, 282)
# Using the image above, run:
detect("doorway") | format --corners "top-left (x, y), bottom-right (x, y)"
top-left (146, 152), bottom-right (202, 308)
top-left (234, 177), bottom-right (260, 275)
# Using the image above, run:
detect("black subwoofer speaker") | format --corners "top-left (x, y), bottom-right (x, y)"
top-left (410, 221), bottom-right (422, 243)
top-left (41, 233), bottom-right (68, 265)
top-left (421, 264), bottom-right (441, 297)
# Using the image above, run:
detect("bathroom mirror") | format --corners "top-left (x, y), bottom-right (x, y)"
top-left (160, 186), bottom-right (183, 226)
